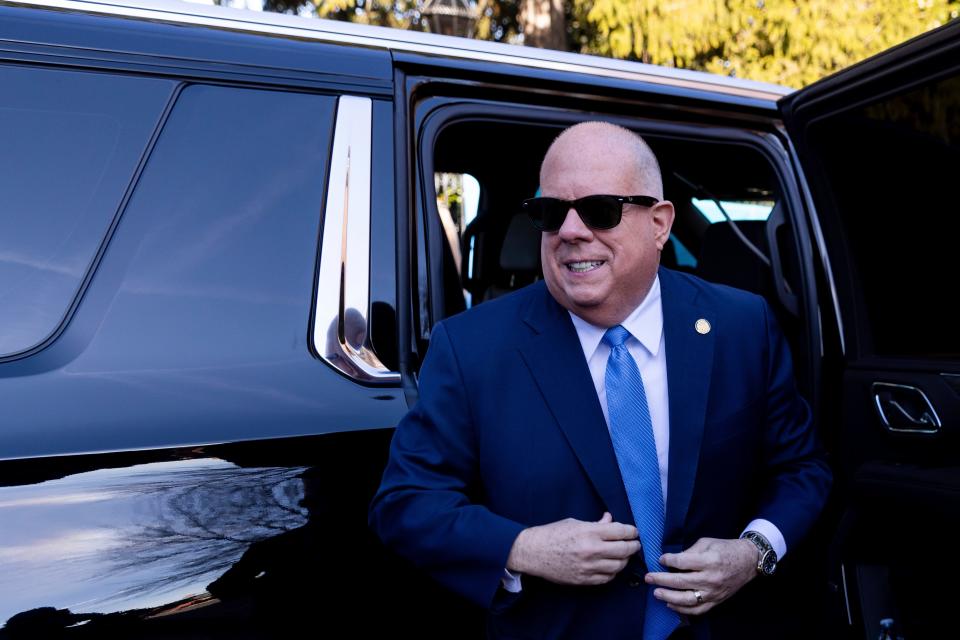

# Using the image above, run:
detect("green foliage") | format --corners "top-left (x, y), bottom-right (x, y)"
top-left (266, 0), bottom-right (520, 40)
top-left (476, 0), bottom-right (522, 42)
top-left (262, 0), bottom-right (960, 87)
top-left (265, 0), bottom-right (426, 28)
top-left (575, 0), bottom-right (960, 87)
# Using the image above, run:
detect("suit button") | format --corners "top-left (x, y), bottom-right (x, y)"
top-left (628, 577), bottom-right (642, 588)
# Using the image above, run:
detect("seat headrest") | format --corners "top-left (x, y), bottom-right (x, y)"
top-left (696, 219), bottom-right (770, 294)
top-left (660, 237), bottom-right (679, 269)
top-left (500, 214), bottom-right (542, 272)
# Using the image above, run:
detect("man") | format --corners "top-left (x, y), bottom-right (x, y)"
top-left (369, 122), bottom-right (831, 638)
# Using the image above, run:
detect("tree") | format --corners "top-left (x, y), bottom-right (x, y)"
top-left (264, 0), bottom-right (525, 42)
top-left (260, 0), bottom-right (960, 87)
top-left (475, 0), bottom-right (522, 42)
top-left (265, 0), bottom-right (427, 28)
top-left (576, 0), bottom-right (960, 87)
top-left (265, 0), bottom-right (522, 41)
top-left (520, 0), bottom-right (566, 48)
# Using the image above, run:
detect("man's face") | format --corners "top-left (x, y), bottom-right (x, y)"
top-left (539, 136), bottom-right (674, 327)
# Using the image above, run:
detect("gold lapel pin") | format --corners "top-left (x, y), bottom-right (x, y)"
top-left (695, 319), bottom-right (711, 335)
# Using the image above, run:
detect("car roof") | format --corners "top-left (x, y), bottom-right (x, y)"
top-left (6, 0), bottom-right (792, 103)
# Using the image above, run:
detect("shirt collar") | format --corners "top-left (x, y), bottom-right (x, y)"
top-left (567, 275), bottom-right (663, 361)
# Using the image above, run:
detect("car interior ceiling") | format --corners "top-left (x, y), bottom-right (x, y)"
top-left (429, 119), bottom-right (802, 357)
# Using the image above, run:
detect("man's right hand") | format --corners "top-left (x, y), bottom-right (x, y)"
top-left (505, 512), bottom-right (640, 585)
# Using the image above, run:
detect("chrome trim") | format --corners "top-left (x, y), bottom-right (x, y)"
top-left (840, 563), bottom-right (853, 626)
top-left (941, 372), bottom-right (960, 392)
top-left (778, 124), bottom-right (846, 357)
top-left (871, 382), bottom-right (941, 434)
top-left (314, 96), bottom-right (399, 384)
top-left (4, 0), bottom-right (790, 102)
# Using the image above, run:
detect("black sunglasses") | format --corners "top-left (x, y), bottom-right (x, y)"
top-left (522, 194), bottom-right (659, 232)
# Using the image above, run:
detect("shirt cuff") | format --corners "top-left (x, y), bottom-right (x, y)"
top-left (742, 518), bottom-right (788, 561)
top-left (501, 568), bottom-right (523, 593)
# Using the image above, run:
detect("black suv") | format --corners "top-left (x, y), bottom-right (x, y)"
top-left (1, 1), bottom-right (957, 638)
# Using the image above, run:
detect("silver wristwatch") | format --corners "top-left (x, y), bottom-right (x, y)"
top-left (740, 530), bottom-right (777, 576)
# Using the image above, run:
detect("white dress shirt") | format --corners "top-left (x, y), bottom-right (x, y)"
top-left (568, 274), bottom-right (671, 503)
top-left (503, 276), bottom-right (786, 592)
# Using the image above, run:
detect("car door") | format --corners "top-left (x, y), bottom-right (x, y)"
top-left (779, 20), bottom-right (960, 640)
top-left (0, 5), bottom-right (415, 637)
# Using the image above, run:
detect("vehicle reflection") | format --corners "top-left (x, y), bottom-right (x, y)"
top-left (0, 459), bottom-right (306, 632)
top-left (0, 448), bottom-right (484, 638)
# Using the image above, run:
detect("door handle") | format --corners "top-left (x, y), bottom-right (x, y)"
top-left (887, 399), bottom-right (936, 427)
top-left (871, 382), bottom-right (941, 434)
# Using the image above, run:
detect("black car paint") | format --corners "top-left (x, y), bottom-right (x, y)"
top-left (8, 2), bottom-right (955, 638)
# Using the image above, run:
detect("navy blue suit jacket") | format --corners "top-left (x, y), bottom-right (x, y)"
top-left (370, 267), bottom-right (831, 639)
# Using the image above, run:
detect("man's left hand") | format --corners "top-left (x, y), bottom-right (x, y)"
top-left (644, 537), bottom-right (758, 615)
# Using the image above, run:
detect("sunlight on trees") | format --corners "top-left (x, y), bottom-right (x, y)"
top-left (261, 0), bottom-right (960, 87)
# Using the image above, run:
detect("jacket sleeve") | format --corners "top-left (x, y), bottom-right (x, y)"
top-left (368, 321), bottom-right (526, 607)
top-left (752, 298), bottom-right (833, 550)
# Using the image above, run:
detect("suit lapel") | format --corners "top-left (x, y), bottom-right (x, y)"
top-left (517, 284), bottom-right (634, 526)
top-left (515, 271), bottom-right (715, 541)
top-left (659, 268), bottom-right (715, 551)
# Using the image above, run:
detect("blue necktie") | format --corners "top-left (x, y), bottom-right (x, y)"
top-left (603, 325), bottom-right (680, 640)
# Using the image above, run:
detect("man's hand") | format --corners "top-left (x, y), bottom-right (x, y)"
top-left (506, 512), bottom-right (641, 585)
top-left (644, 537), bottom-right (758, 615)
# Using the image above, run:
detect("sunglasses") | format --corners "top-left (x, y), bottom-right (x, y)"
top-left (522, 195), bottom-right (659, 232)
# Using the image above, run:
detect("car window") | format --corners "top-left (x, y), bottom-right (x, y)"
top-left (75, 84), bottom-right (336, 370)
top-left (435, 172), bottom-right (480, 306)
top-left (806, 72), bottom-right (960, 358)
top-left (0, 65), bottom-right (174, 357)
top-left (692, 198), bottom-right (775, 223)
top-left (669, 233), bottom-right (697, 269)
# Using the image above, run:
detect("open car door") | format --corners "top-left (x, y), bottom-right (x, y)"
top-left (779, 20), bottom-right (960, 640)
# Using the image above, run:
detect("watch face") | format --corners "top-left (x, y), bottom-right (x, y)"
top-left (743, 531), bottom-right (777, 576)
top-left (760, 549), bottom-right (777, 575)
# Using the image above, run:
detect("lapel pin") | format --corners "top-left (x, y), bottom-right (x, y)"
top-left (695, 319), bottom-right (711, 335)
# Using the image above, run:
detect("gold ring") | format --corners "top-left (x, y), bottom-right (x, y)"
top-left (694, 590), bottom-right (703, 605)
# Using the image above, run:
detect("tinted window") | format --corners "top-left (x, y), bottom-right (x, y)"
top-left (76, 84), bottom-right (336, 370)
top-left (692, 198), bottom-right (774, 223)
top-left (0, 65), bottom-right (173, 356)
top-left (808, 73), bottom-right (960, 358)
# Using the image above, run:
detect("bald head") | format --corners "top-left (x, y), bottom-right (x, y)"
top-left (537, 121), bottom-right (675, 327)
top-left (540, 122), bottom-right (663, 199)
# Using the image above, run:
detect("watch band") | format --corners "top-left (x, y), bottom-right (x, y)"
top-left (740, 530), bottom-right (777, 576)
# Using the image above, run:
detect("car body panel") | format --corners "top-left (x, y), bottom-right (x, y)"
top-left (1, 0), bottom-right (955, 637)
